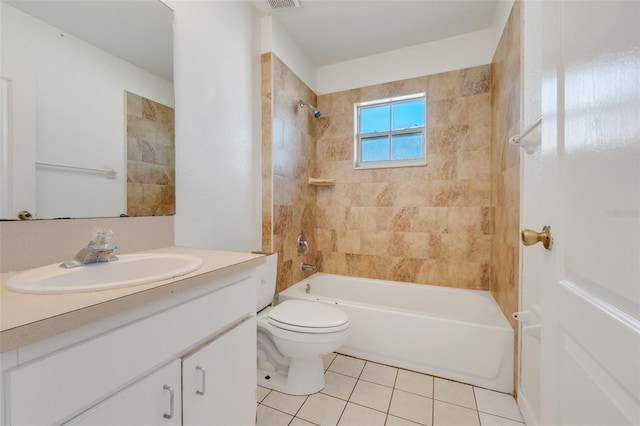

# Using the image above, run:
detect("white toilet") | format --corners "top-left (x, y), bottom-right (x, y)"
top-left (255, 254), bottom-right (349, 395)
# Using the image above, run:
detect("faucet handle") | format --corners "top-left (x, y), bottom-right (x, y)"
top-left (90, 242), bottom-right (118, 251)
top-left (90, 227), bottom-right (114, 245)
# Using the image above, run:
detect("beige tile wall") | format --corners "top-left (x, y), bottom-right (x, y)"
top-left (261, 53), bottom-right (274, 253)
top-left (126, 92), bottom-right (175, 217)
top-left (490, 1), bottom-right (521, 332)
top-left (262, 54), bottom-right (318, 294)
top-left (314, 66), bottom-right (492, 289)
top-left (263, 28), bottom-right (521, 319)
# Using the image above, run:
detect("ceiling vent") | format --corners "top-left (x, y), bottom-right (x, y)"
top-left (267, 0), bottom-right (300, 9)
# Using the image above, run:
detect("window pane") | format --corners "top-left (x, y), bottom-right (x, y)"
top-left (360, 105), bottom-right (390, 133)
top-left (361, 136), bottom-right (390, 162)
top-left (392, 99), bottom-right (424, 130)
top-left (391, 133), bottom-right (422, 160)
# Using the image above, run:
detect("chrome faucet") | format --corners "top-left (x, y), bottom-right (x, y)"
top-left (61, 227), bottom-right (119, 268)
top-left (300, 263), bottom-right (317, 273)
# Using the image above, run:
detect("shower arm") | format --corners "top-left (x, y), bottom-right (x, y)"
top-left (299, 100), bottom-right (322, 118)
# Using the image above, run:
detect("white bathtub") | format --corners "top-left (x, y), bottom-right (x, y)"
top-left (279, 273), bottom-right (514, 393)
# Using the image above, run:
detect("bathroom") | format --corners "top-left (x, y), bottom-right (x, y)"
top-left (1, 0), bottom-right (638, 425)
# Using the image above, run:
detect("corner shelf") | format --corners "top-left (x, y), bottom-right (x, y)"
top-left (308, 178), bottom-right (336, 186)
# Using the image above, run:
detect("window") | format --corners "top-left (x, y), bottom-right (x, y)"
top-left (354, 93), bottom-right (426, 169)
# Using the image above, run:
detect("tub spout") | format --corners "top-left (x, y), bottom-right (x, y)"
top-left (300, 263), bottom-right (317, 272)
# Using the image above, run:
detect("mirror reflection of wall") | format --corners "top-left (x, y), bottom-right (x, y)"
top-left (126, 92), bottom-right (175, 217)
top-left (0, 1), bottom-right (174, 220)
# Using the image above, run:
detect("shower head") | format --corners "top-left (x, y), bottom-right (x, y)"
top-left (299, 100), bottom-right (322, 119)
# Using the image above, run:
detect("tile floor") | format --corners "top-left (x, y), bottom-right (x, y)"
top-left (257, 353), bottom-right (525, 426)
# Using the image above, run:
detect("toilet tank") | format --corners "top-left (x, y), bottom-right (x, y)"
top-left (254, 253), bottom-right (277, 311)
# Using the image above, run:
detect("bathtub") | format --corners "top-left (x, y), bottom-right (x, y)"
top-left (279, 273), bottom-right (514, 393)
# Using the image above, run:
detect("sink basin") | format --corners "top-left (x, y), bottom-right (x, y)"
top-left (5, 253), bottom-right (203, 294)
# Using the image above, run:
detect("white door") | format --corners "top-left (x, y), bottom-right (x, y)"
top-left (537, 1), bottom-right (640, 425)
top-left (182, 319), bottom-right (256, 426)
top-left (519, 1), bottom-right (544, 424)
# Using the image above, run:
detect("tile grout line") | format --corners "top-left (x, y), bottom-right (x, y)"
top-left (473, 386), bottom-right (482, 426)
top-left (332, 358), bottom-right (368, 426)
top-left (432, 373), bottom-right (435, 426)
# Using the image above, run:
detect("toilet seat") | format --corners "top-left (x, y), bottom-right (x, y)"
top-left (268, 300), bottom-right (349, 333)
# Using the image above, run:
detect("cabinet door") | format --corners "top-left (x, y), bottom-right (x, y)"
top-left (65, 359), bottom-right (181, 426)
top-left (182, 318), bottom-right (256, 426)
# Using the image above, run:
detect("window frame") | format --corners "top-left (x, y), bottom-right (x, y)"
top-left (353, 93), bottom-right (427, 170)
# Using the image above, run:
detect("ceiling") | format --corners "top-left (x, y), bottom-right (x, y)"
top-left (253, 0), bottom-right (500, 66)
top-left (7, 0), bottom-right (500, 80)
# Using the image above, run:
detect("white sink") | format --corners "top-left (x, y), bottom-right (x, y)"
top-left (5, 253), bottom-right (203, 294)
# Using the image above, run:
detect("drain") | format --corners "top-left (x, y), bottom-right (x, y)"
top-left (265, 375), bottom-right (271, 380)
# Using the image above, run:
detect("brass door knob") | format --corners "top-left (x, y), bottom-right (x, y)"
top-left (521, 225), bottom-right (552, 250)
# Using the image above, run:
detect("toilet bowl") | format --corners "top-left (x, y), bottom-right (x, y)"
top-left (254, 254), bottom-right (349, 395)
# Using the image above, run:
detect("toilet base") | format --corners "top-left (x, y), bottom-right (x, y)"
top-left (257, 356), bottom-right (325, 395)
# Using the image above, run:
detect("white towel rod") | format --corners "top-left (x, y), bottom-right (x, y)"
top-left (509, 116), bottom-right (542, 154)
top-left (36, 161), bottom-right (117, 178)
top-left (509, 116), bottom-right (542, 145)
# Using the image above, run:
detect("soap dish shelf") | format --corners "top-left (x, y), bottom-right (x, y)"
top-left (308, 178), bottom-right (336, 186)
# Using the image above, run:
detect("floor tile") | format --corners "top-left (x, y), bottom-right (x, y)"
top-left (255, 353), bottom-right (521, 426)
top-left (433, 400), bottom-right (480, 426)
top-left (291, 417), bottom-right (318, 426)
top-left (298, 392), bottom-right (347, 426)
top-left (256, 404), bottom-right (293, 426)
top-left (257, 386), bottom-right (271, 403)
top-left (385, 414), bottom-right (424, 425)
top-left (349, 380), bottom-right (393, 412)
top-left (434, 378), bottom-right (476, 409)
top-left (323, 371), bottom-right (358, 400)
top-left (360, 362), bottom-right (398, 387)
top-left (338, 402), bottom-right (387, 426)
top-left (324, 352), bottom-right (338, 369)
top-left (328, 354), bottom-right (366, 378)
top-left (478, 412), bottom-right (525, 426)
top-left (395, 370), bottom-right (434, 398)
top-left (388, 389), bottom-right (433, 426)
top-left (261, 390), bottom-right (307, 415)
top-left (474, 388), bottom-right (523, 422)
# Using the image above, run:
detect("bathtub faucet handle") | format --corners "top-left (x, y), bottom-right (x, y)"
top-left (297, 233), bottom-right (309, 254)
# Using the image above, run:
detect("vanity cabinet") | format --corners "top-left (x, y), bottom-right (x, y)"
top-left (67, 319), bottom-right (256, 426)
top-left (2, 270), bottom-right (257, 425)
top-left (182, 319), bottom-right (255, 426)
top-left (65, 359), bottom-right (183, 425)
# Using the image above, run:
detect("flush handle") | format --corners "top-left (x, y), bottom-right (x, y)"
top-left (521, 225), bottom-right (552, 250)
top-left (18, 210), bottom-right (33, 220)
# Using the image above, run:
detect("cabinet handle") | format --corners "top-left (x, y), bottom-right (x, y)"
top-left (196, 366), bottom-right (206, 396)
top-left (163, 385), bottom-right (174, 419)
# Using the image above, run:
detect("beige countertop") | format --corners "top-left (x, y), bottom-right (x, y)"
top-left (0, 246), bottom-right (265, 352)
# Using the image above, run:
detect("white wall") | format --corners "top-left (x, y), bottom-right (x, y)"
top-left (0, 4), bottom-right (173, 219)
top-left (171, 1), bottom-right (262, 253)
top-left (316, 29), bottom-right (495, 94)
top-left (261, 23), bottom-right (497, 95)
top-left (491, 0), bottom-right (516, 57)
top-left (261, 16), bottom-right (318, 94)
top-left (262, 1), bottom-right (515, 96)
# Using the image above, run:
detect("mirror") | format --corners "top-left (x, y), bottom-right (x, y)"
top-left (0, 0), bottom-right (174, 220)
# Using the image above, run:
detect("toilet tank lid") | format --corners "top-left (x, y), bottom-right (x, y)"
top-left (269, 300), bottom-right (349, 329)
